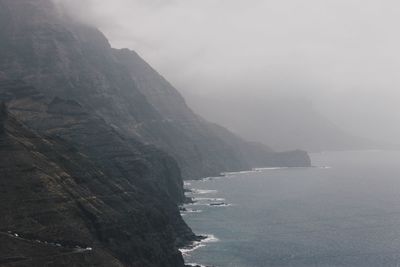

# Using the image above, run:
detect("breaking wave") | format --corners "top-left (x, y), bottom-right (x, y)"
top-left (179, 234), bottom-right (219, 256)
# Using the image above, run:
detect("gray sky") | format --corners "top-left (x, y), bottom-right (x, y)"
top-left (58, 0), bottom-right (400, 144)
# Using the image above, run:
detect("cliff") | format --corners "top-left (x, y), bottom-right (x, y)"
top-left (0, 0), bottom-right (310, 180)
top-left (0, 81), bottom-right (193, 266)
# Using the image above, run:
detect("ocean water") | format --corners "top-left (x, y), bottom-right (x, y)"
top-left (182, 151), bottom-right (400, 267)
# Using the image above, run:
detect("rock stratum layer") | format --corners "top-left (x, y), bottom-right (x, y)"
top-left (0, 0), bottom-right (311, 266)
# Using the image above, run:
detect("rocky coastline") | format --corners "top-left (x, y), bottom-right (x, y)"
top-left (0, 0), bottom-right (311, 266)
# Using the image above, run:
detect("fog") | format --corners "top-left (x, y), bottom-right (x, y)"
top-left (57, 0), bottom-right (400, 148)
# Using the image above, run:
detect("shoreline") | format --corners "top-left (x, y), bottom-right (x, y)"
top-left (180, 172), bottom-right (232, 267)
top-left (180, 166), bottom-right (320, 267)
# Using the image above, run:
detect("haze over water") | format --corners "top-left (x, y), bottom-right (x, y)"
top-left (183, 151), bottom-right (400, 267)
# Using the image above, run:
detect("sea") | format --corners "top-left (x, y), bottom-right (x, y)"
top-left (181, 150), bottom-right (400, 267)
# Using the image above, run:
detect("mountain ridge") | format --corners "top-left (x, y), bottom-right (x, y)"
top-left (0, 0), bottom-right (310, 179)
top-left (183, 92), bottom-right (374, 152)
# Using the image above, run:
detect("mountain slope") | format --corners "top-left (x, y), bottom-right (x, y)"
top-left (0, 81), bottom-right (193, 266)
top-left (0, 80), bottom-right (186, 204)
top-left (184, 93), bottom-right (372, 152)
top-left (0, 0), bottom-right (310, 179)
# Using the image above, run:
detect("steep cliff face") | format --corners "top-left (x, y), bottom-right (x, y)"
top-left (0, 80), bottom-right (186, 204)
top-left (0, 0), bottom-right (310, 180)
top-left (0, 82), bottom-right (193, 266)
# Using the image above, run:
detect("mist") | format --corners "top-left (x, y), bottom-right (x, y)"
top-left (57, 0), bottom-right (400, 147)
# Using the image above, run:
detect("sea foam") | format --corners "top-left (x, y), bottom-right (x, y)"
top-left (185, 264), bottom-right (208, 267)
top-left (193, 197), bottom-right (225, 202)
top-left (180, 208), bottom-right (203, 216)
top-left (179, 234), bottom-right (219, 256)
top-left (191, 189), bottom-right (218, 194)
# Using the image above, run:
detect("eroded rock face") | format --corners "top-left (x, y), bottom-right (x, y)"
top-left (0, 80), bottom-right (193, 266)
top-left (0, 80), bottom-right (187, 204)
